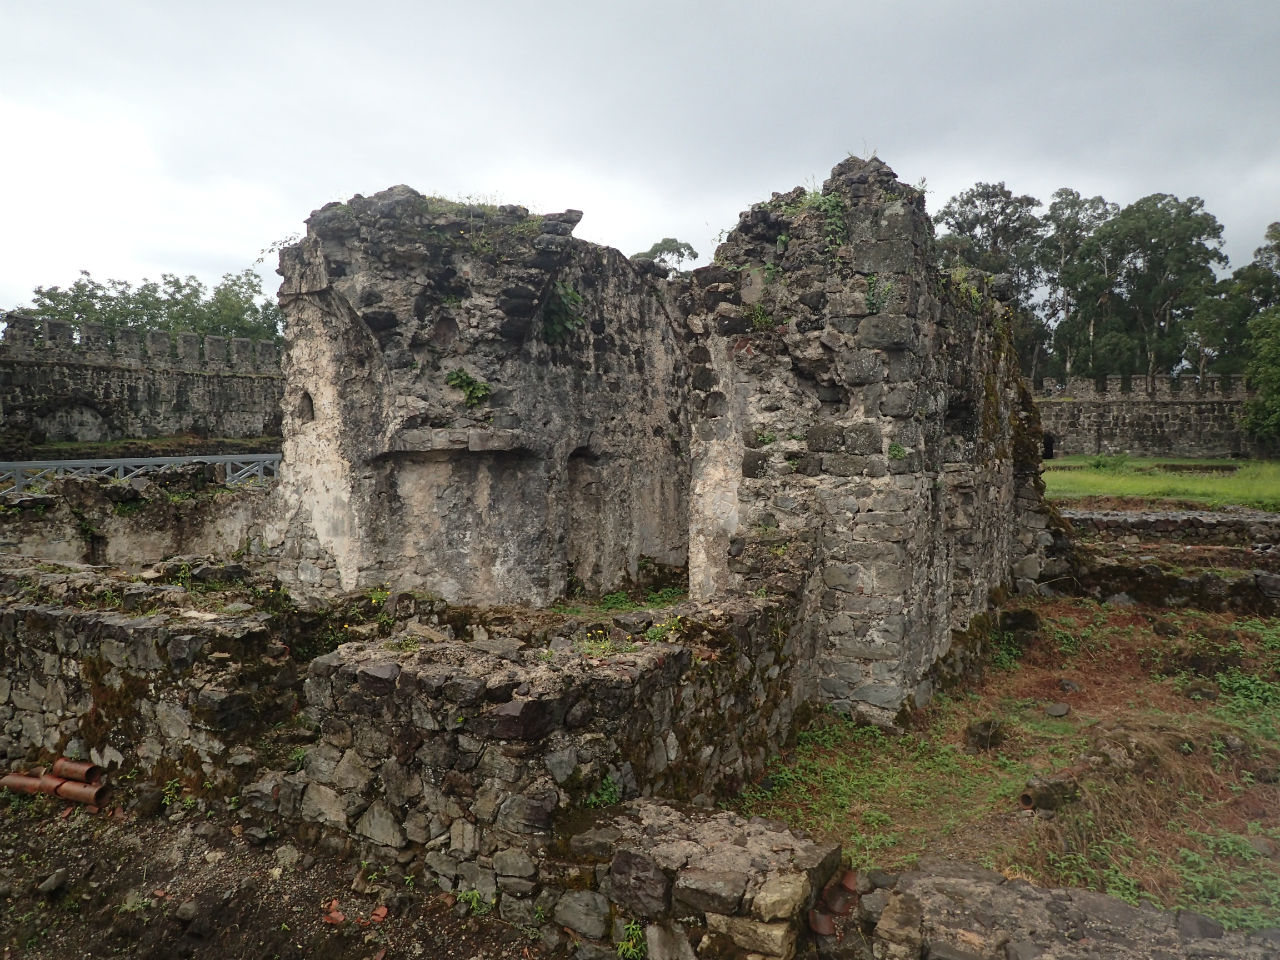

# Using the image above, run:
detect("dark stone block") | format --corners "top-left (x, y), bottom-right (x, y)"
top-left (611, 848), bottom-right (670, 917)
top-left (491, 698), bottom-right (555, 741)
top-left (357, 662), bottom-right (401, 696)
top-left (856, 315), bottom-right (914, 350)
top-left (742, 450), bottom-right (770, 478)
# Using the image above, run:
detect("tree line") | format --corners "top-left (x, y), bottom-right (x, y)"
top-left (3, 269), bottom-right (283, 343)
top-left (935, 183), bottom-right (1280, 381)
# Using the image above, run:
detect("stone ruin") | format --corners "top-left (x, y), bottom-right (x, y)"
top-left (261, 155), bottom-right (1066, 722)
top-left (3, 156), bottom-right (1165, 960)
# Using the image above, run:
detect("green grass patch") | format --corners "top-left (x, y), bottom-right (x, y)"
top-left (1044, 458), bottom-right (1280, 512)
top-left (735, 602), bottom-right (1280, 931)
top-left (737, 703), bottom-right (1032, 869)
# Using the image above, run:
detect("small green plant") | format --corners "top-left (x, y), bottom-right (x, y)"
top-left (598, 592), bottom-right (639, 611)
top-left (384, 635), bottom-right (422, 652)
top-left (577, 628), bottom-right (638, 657)
top-left (866, 274), bottom-right (895, 313)
top-left (756, 431), bottom-right (777, 445)
top-left (785, 189), bottom-right (847, 253)
top-left (445, 368), bottom-right (492, 407)
top-left (887, 442), bottom-right (907, 460)
top-left (162, 778), bottom-right (182, 807)
top-left (989, 631), bottom-right (1022, 671)
top-left (544, 280), bottom-right (585, 344)
top-left (368, 583), bottom-right (390, 606)
top-left (746, 302), bottom-right (774, 331)
top-left (644, 616), bottom-right (683, 641)
top-left (586, 775), bottom-right (622, 808)
top-left (616, 919), bottom-right (647, 959)
top-left (457, 888), bottom-right (492, 916)
top-left (645, 586), bottom-right (686, 606)
top-left (288, 746), bottom-right (308, 772)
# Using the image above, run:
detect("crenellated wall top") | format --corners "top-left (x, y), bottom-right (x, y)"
top-left (1036, 373), bottom-right (1252, 402)
top-left (0, 313), bottom-right (282, 375)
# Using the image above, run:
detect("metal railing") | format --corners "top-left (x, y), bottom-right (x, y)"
top-left (0, 454), bottom-right (282, 495)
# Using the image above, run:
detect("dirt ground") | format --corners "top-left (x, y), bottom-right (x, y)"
top-left (0, 797), bottom-right (553, 960)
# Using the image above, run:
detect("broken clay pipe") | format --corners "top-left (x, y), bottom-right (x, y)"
top-left (1019, 771), bottom-right (1081, 811)
top-left (51, 758), bottom-right (103, 784)
top-left (1, 772), bottom-right (110, 806)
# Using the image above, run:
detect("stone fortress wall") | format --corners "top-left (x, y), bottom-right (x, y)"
top-left (0, 313), bottom-right (284, 455)
top-left (1034, 373), bottom-right (1271, 459)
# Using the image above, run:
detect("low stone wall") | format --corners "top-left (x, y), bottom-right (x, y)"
top-left (0, 560), bottom-right (834, 956)
top-left (855, 858), bottom-right (1278, 960)
top-left (1068, 561), bottom-right (1280, 615)
top-left (1062, 508), bottom-right (1280, 545)
top-left (0, 560), bottom-right (293, 769)
top-left (0, 470), bottom-right (265, 567)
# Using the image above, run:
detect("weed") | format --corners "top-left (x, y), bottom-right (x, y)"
top-left (887, 442), bottom-right (907, 461)
top-left (457, 888), bottom-right (492, 916)
top-left (586, 775), bottom-right (622, 808)
top-left (645, 616), bottom-right (684, 642)
top-left (577, 629), bottom-right (637, 657)
top-left (544, 281), bottom-right (585, 344)
top-left (616, 918), bottom-right (647, 959)
top-left (785, 190), bottom-right (847, 254)
top-left (987, 630), bottom-right (1022, 671)
top-left (445, 369), bottom-right (492, 407)
top-left (747, 303), bottom-right (774, 331)
top-left (161, 778), bottom-right (182, 807)
top-left (384, 635), bottom-right (422, 653)
top-left (866, 274), bottom-right (895, 313)
top-left (287, 747), bottom-right (308, 772)
top-left (756, 431), bottom-right (777, 445)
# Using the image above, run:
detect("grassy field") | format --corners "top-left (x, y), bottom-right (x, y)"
top-left (734, 600), bottom-right (1280, 930)
top-left (1044, 456), bottom-right (1280, 511)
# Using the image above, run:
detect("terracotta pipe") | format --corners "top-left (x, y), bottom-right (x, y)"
top-left (51, 758), bottom-right (102, 784)
top-left (53, 779), bottom-right (109, 805)
top-left (0, 774), bottom-right (42, 795)
top-left (1, 771), bottom-right (108, 806)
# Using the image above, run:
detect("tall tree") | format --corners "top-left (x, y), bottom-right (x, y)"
top-left (935, 182), bottom-right (1048, 376)
top-left (633, 238), bottom-right (699, 271)
top-left (936, 182), bottom-right (1045, 302)
top-left (1038, 189), bottom-right (1118, 378)
top-left (1244, 305), bottom-right (1280, 439)
top-left (1094, 194), bottom-right (1226, 379)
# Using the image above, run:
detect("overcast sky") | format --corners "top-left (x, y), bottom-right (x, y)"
top-left (2, 0), bottom-right (1277, 309)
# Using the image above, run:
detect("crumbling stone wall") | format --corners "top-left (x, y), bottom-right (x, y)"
top-left (264, 157), bottom-right (1058, 723)
top-left (1036, 375), bottom-right (1272, 458)
top-left (685, 159), bottom-right (1056, 719)
top-left (0, 469), bottom-right (265, 567)
top-left (262, 195), bottom-right (689, 603)
top-left (0, 561), bottom-right (834, 958)
top-left (0, 315), bottom-right (284, 457)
